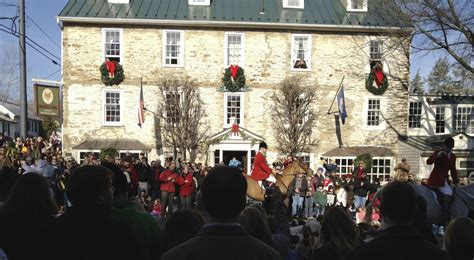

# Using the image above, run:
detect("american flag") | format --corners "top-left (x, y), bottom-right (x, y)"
top-left (137, 78), bottom-right (145, 127)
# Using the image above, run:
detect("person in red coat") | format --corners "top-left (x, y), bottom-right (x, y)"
top-left (176, 164), bottom-right (194, 210)
top-left (159, 163), bottom-right (178, 218)
top-left (250, 142), bottom-right (276, 183)
top-left (426, 137), bottom-right (459, 225)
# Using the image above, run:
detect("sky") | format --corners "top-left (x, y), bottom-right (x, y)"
top-left (0, 0), bottom-right (442, 101)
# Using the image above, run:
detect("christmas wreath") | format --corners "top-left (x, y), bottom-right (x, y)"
top-left (222, 65), bottom-right (246, 92)
top-left (366, 62), bottom-right (389, 95)
top-left (100, 60), bottom-right (125, 86)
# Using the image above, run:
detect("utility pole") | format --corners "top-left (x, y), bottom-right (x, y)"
top-left (19, 0), bottom-right (27, 138)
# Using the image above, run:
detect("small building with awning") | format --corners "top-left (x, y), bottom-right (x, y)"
top-left (73, 138), bottom-right (151, 163)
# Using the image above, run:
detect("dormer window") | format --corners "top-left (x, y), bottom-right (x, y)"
top-left (108, 0), bottom-right (129, 3)
top-left (189, 0), bottom-right (210, 6)
top-left (347, 0), bottom-right (367, 12)
top-left (283, 0), bottom-right (304, 9)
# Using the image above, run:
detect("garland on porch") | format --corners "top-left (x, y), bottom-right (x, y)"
top-left (99, 147), bottom-right (119, 161)
top-left (100, 60), bottom-right (125, 86)
top-left (366, 62), bottom-right (389, 95)
top-left (222, 65), bottom-right (246, 92)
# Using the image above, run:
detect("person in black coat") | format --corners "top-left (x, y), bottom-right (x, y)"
top-left (161, 166), bottom-right (280, 260)
top-left (346, 181), bottom-right (450, 260)
top-left (353, 174), bottom-right (370, 209)
top-left (42, 165), bottom-right (143, 260)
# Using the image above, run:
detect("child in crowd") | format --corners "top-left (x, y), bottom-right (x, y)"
top-left (151, 199), bottom-right (161, 218)
top-left (326, 186), bottom-right (335, 207)
top-left (356, 207), bottom-right (366, 224)
top-left (313, 184), bottom-right (327, 218)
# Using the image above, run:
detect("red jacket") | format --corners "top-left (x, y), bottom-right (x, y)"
top-left (250, 151), bottom-right (272, 181)
top-left (159, 170), bottom-right (178, 193)
top-left (177, 173), bottom-right (194, 197)
top-left (426, 150), bottom-right (459, 187)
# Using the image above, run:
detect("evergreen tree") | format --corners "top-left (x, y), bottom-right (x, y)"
top-left (410, 70), bottom-right (424, 94)
top-left (427, 58), bottom-right (454, 94)
top-left (452, 64), bottom-right (473, 95)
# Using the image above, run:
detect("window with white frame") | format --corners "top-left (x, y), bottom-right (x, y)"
top-left (188, 0), bottom-right (210, 6)
top-left (225, 33), bottom-right (244, 67)
top-left (370, 158), bottom-right (391, 182)
top-left (165, 93), bottom-right (180, 124)
top-left (367, 99), bottom-right (381, 126)
top-left (435, 107), bottom-right (445, 134)
top-left (455, 106), bottom-right (473, 134)
top-left (334, 157), bottom-right (354, 177)
top-left (369, 40), bottom-right (383, 69)
top-left (408, 101), bottom-right (422, 128)
top-left (283, 0), bottom-right (304, 9)
top-left (347, 0), bottom-right (367, 12)
top-left (224, 93), bottom-right (243, 127)
top-left (103, 28), bottom-right (122, 63)
top-left (291, 35), bottom-right (311, 70)
top-left (103, 91), bottom-right (122, 125)
top-left (163, 30), bottom-right (184, 66)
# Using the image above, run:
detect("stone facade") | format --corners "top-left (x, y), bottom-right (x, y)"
top-left (62, 24), bottom-right (410, 169)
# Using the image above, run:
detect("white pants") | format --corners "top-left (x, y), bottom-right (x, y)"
top-left (438, 180), bottom-right (453, 196)
top-left (258, 174), bottom-right (276, 186)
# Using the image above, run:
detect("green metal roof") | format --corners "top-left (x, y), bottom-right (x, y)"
top-left (58, 0), bottom-right (411, 29)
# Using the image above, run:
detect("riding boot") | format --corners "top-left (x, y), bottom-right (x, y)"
top-left (441, 195), bottom-right (452, 227)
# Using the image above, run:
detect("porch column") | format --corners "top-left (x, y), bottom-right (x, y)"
top-left (208, 148), bottom-right (215, 167)
top-left (247, 149), bottom-right (251, 175)
top-left (219, 149), bottom-right (223, 164)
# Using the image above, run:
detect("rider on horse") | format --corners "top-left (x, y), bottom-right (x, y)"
top-left (426, 137), bottom-right (460, 226)
top-left (250, 142), bottom-right (277, 184)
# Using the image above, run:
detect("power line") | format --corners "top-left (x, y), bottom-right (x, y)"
top-left (0, 28), bottom-right (60, 66)
top-left (26, 14), bottom-right (61, 49)
top-left (0, 24), bottom-right (60, 60)
top-left (41, 68), bottom-right (62, 79)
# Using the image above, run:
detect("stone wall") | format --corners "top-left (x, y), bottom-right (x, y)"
top-left (62, 25), bottom-right (410, 163)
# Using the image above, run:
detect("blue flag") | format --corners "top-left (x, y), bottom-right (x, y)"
top-left (337, 86), bottom-right (347, 125)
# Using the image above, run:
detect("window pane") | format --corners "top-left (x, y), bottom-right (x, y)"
top-left (104, 92), bottom-right (120, 123)
top-left (226, 95), bottom-right (242, 125)
top-left (293, 36), bottom-right (310, 69)
top-left (227, 34), bottom-right (242, 66)
top-left (165, 32), bottom-right (182, 65)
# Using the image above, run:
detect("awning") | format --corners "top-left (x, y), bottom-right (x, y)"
top-left (0, 114), bottom-right (16, 123)
top-left (323, 146), bottom-right (395, 157)
top-left (73, 139), bottom-right (151, 152)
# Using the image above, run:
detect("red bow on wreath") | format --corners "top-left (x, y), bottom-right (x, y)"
top-left (231, 123), bottom-right (239, 134)
top-left (230, 65), bottom-right (239, 80)
top-left (372, 62), bottom-right (384, 87)
top-left (105, 59), bottom-right (116, 77)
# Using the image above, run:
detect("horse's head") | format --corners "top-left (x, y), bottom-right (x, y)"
top-left (282, 161), bottom-right (309, 176)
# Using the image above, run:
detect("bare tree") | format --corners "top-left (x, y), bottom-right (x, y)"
top-left (0, 45), bottom-right (19, 101)
top-left (387, 0), bottom-right (473, 73)
top-left (272, 76), bottom-right (319, 156)
top-left (157, 76), bottom-right (207, 162)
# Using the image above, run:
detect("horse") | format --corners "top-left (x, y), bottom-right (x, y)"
top-left (409, 182), bottom-right (474, 225)
top-left (365, 181), bottom-right (474, 226)
top-left (245, 160), bottom-right (308, 201)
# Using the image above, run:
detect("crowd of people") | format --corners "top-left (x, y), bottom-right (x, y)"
top-left (0, 135), bottom-right (473, 260)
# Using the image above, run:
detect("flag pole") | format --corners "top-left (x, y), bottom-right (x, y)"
top-left (327, 76), bottom-right (345, 115)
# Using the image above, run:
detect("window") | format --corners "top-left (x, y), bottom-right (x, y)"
top-left (291, 35), bottom-right (311, 70)
top-left (408, 102), bottom-right (422, 128)
top-left (225, 33), bottom-right (244, 67)
top-left (435, 107), bottom-right (445, 134)
top-left (78, 151), bottom-right (100, 165)
top-left (224, 93), bottom-right (244, 127)
top-left (455, 106), bottom-right (473, 134)
top-left (188, 0), bottom-right (210, 5)
top-left (283, 0), bottom-right (304, 9)
top-left (369, 40), bottom-right (383, 69)
top-left (370, 158), bottom-right (391, 182)
top-left (214, 150), bottom-right (220, 165)
top-left (334, 157), bottom-right (354, 177)
top-left (103, 91), bottom-right (122, 125)
top-left (163, 30), bottom-right (184, 67)
top-left (102, 28), bottom-right (122, 63)
top-left (165, 93), bottom-right (180, 124)
top-left (347, 0), bottom-right (367, 12)
top-left (367, 99), bottom-right (381, 126)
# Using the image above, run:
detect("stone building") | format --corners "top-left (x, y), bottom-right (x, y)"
top-left (58, 0), bottom-right (412, 180)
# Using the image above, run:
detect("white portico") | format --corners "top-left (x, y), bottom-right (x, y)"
top-left (207, 126), bottom-right (265, 174)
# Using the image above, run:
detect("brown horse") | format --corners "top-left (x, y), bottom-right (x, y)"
top-left (246, 161), bottom-right (309, 201)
